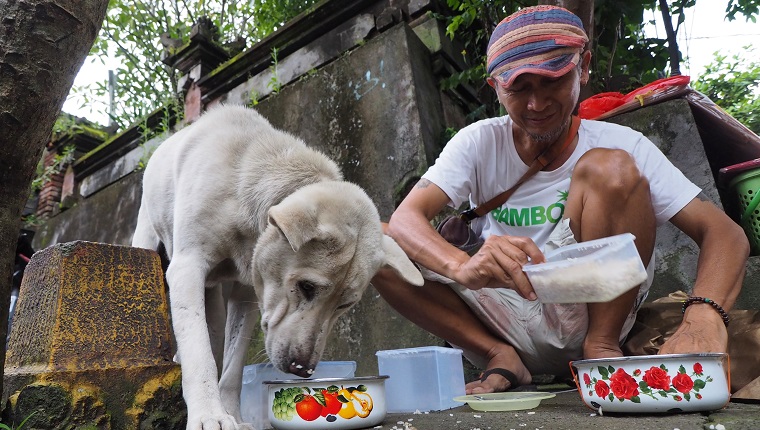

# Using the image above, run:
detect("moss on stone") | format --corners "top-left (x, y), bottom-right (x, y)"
top-left (15, 383), bottom-right (72, 428)
top-left (55, 241), bottom-right (80, 257)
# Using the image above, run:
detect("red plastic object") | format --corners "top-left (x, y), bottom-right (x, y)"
top-left (578, 92), bottom-right (625, 119)
top-left (579, 75), bottom-right (692, 120)
top-left (622, 75), bottom-right (691, 102)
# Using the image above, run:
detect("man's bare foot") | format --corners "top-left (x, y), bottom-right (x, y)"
top-left (583, 337), bottom-right (624, 359)
top-left (465, 344), bottom-right (531, 394)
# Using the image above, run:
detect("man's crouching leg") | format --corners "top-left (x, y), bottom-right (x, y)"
top-left (371, 267), bottom-right (532, 393)
top-left (563, 148), bottom-right (656, 359)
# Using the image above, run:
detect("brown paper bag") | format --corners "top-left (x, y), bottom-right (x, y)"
top-left (622, 291), bottom-right (760, 398)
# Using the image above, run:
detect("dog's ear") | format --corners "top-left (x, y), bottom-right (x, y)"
top-left (268, 200), bottom-right (320, 252)
top-left (381, 235), bottom-right (424, 286)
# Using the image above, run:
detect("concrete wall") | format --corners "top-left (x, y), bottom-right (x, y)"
top-left (31, 20), bottom-right (759, 377)
top-left (607, 99), bottom-right (760, 310)
top-left (247, 23), bottom-right (449, 374)
top-left (34, 23), bottom-right (448, 377)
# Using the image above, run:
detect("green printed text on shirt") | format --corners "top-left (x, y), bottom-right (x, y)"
top-left (490, 190), bottom-right (568, 227)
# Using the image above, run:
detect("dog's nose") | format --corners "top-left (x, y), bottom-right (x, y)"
top-left (288, 360), bottom-right (314, 378)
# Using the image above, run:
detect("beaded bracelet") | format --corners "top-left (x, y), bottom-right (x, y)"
top-left (682, 296), bottom-right (730, 327)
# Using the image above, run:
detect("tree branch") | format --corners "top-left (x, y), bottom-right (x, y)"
top-left (658, 0), bottom-right (682, 76)
top-left (181, 0), bottom-right (196, 24)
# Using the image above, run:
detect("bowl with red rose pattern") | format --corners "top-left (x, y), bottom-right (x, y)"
top-left (570, 353), bottom-right (730, 413)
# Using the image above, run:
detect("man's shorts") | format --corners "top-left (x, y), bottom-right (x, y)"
top-left (424, 219), bottom-right (655, 376)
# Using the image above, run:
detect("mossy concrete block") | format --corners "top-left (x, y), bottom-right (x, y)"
top-left (3, 241), bottom-right (185, 429)
top-left (6, 241), bottom-right (174, 370)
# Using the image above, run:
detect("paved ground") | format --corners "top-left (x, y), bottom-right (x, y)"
top-left (380, 390), bottom-right (760, 430)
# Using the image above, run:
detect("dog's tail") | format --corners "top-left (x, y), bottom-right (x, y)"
top-left (132, 206), bottom-right (162, 251)
top-left (132, 208), bottom-right (170, 289)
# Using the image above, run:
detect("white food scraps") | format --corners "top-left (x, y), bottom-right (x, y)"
top-left (529, 257), bottom-right (646, 303)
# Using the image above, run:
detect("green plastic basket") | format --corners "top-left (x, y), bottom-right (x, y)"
top-left (729, 167), bottom-right (760, 255)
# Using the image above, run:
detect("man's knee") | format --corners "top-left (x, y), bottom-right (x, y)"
top-left (574, 148), bottom-right (648, 196)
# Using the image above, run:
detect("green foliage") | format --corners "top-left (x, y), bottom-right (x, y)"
top-left (135, 102), bottom-right (181, 171)
top-left (31, 145), bottom-right (76, 193)
top-left (436, 0), bottom-right (759, 121)
top-left (726, 0), bottom-right (760, 21)
top-left (434, 0), bottom-right (521, 89)
top-left (71, 0), bottom-right (319, 130)
top-left (435, 0), bottom-right (673, 116)
top-left (693, 47), bottom-right (760, 135)
top-left (267, 47), bottom-right (283, 94)
top-left (0, 411), bottom-right (37, 429)
top-left (135, 142), bottom-right (158, 172)
top-left (592, 0), bottom-right (670, 92)
top-left (21, 214), bottom-right (42, 229)
top-left (51, 115), bottom-right (78, 139)
top-left (248, 90), bottom-right (260, 107)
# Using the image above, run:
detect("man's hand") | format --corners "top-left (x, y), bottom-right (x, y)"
top-left (658, 304), bottom-right (728, 355)
top-left (452, 234), bottom-right (545, 300)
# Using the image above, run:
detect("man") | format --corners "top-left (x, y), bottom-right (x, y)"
top-left (371, 5), bottom-right (748, 394)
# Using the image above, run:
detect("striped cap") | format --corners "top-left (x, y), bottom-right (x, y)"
top-left (487, 5), bottom-right (589, 88)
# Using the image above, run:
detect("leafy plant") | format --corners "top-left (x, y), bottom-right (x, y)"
top-left (30, 145), bottom-right (76, 193)
top-left (725, 0), bottom-right (760, 21)
top-left (0, 411), bottom-right (37, 429)
top-left (267, 47), bottom-right (283, 94)
top-left (591, 0), bottom-right (671, 92)
top-left (134, 102), bottom-right (181, 171)
top-left (693, 47), bottom-right (760, 135)
top-left (135, 142), bottom-right (158, 172)
top-left (20, 214), bottom-right (42, 228)
top-left (51, 115), bottom-right (78, 139)
top-left (69, 0), bottom-right (319, 130)
top-left (248, 90), bottom-right (261, 107)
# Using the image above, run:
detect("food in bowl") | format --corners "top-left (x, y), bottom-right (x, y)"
top-left (570, 353), bottom-right (730, 413)
top-left (265, 376), bottom-right (387, 430)
top-left (523, 233), bottom-right (647, 303)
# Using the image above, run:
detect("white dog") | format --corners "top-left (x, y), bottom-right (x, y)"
top-left (132, 105), bottom-right (423, 430)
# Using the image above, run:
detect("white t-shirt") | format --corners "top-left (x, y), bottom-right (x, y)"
top-left (422, 115), bottom-right (701, 249)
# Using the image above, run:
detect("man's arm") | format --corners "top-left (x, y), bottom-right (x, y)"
top-left (387, 179), bottom-right (544, 298)
top-left (658, 195), bottom-right (749, 354)
top-left (387, 178), bottom-right (471, 278)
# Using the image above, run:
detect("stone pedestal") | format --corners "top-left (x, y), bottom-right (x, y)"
top-left (3, 241), bottom-right (185, 429)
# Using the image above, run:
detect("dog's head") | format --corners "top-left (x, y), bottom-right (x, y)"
top-left (252, 181), bottom-right (423, 377)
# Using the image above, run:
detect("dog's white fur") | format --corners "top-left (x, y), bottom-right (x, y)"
top-left (132, 105), bottom-right (423, 430)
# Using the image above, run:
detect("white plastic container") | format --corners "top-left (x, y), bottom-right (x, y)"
top-left (241, 361), bottom-right (356, 429)
top-left (376, 346), bottom-right (465, 413)
top-left (522, 233), bottom-right (647, 303)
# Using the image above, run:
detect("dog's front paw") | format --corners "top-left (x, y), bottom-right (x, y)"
top-left (187, 413), bottom-right (240, 430)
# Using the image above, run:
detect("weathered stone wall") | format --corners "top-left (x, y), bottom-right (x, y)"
top-left (34, 23), bottom-right (449, 377)
top-left (247, 24), bottom-right (451, 373)
top-left (33, 169), bottom-right (143, 248)
top-left (30, 17), bottom-right (759, 380)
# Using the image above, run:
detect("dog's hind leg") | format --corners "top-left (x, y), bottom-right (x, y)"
top-left (218, 282), bottom-right (257, 425)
